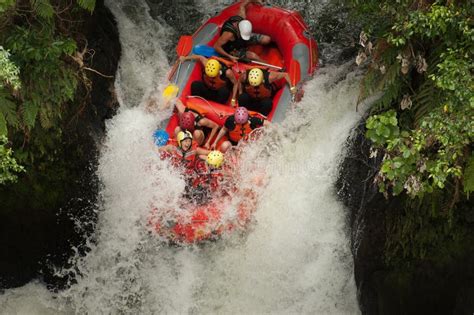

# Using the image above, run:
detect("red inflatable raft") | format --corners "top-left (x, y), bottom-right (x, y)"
top-left (149, 1), bottom-right (318, 244)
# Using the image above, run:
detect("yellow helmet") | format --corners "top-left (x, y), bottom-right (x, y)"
top-left (205, 59), bottom-right (221, 78)
top-left (207, 150), bottom-right (224, 168)
top-left (177, 130), bottom-right (193, 147)
top-left (248, 68), bottom-right (264, 86)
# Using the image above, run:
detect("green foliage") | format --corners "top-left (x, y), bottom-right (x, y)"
top-left (348, 0), bottom-right (474, 266)
top-left (76, 0), bottom-right (96, 13)
top-left (353, 1), bottom-right (473, 200)
top-left (0, 135), bottom-right (24, 184)
top-left (0, 88), bottom-right (19, 135)
top-left (0, 46), bottom-right (21, 91)
top-left (365, 110), bottom-right (399, 145)
top-left (464, 156), bottom-right (474, 198)
top-left (4, 26), bottom-right (77, 131)
top-left (368, 107), bottom-right (472, 198)
top-left (384, 192), bottom-right (473, 267)
top-left (0, 0), bottom-right (15, 13)
top-left (30, 0), bottom-right (54, 19)
top-left (0, 0), bottom-right (100, 202)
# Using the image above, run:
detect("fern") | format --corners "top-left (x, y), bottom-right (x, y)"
top-left (0, 89), bottom-right (19, 129)
top-left (22, 99), bottom-right (39, 129)
top-left (358, 67), bottom-right (378, 104)
top-left (0, 112), bottom-right (6, 135)
top-left (464, 155), bottom-right (474, 198)
top-left (30, 0), bottom-right (54, 19)
top-left (39, 103), bottom-right (53, 129)
top-left (359, 60), bottom-right (403, 114)
top-left (76, 0), bottom-right (95, 12)
top-left (371, 79), bottom-right (402, 114)
top-left (413, 79), bottom-right (438, 124)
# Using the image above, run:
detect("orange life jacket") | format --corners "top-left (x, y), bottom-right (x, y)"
top-left (202, 60), bottom-right (229, 91)
top-left (228, 121), bottom-right (254, 143)
top-left (244, 69), bottom-right (274, 100)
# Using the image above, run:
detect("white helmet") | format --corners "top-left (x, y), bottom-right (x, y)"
top-left (238, 20), bottom-right (252, 41)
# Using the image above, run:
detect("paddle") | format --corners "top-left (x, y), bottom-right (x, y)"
top-left (289, 59), bottom-right (301, 87)
top-left (163, 35), bottom-right (193, 100)
top-left (192, 45), bottom-right (217, 58)
top-left (289, 59), bottom-right (301, 101)
top-left (193, 45), bottom-right (283, 70)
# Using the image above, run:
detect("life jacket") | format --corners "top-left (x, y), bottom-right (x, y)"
top-left (220, 16), bottom-right (246, 55)
top-left (170, 143), bottom-right (198, 172)
top-left (228, 119), bottom-right (255, 143)
top-left (202, 60), bottom-right (229, 91)
top-left (244, 69), bottom-right (274, 100)
top-left (184, 108), bottom-right (204, 128)
top-left (192, 167), bottom-right (223, 193)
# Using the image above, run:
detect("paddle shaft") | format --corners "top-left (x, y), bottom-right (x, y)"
top-left (239, 57), bottom-right (283, 70)
top-left (174, 62), bottom-right (182, 85)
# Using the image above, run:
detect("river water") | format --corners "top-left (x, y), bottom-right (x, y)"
top-left (0, 0), bottom-right (365, 314)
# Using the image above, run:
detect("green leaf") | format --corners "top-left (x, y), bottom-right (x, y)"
top-left (76, 0), bottom-right (95, 12)
top-left (30, 0), bottom-right (54, 19)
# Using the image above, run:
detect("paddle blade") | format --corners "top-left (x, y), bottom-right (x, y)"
top-left (289, 60), bottom-right (301, 87)
top-left (153, 129), bottom-right (169, 147)
top-left (192, 45), bottom-right (218, 58)
top-left (163, 84), bottom-right (179, 100)
top-left (176, 35), bottom-right (193, 56)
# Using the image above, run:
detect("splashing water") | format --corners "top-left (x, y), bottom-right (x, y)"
top-left (0, 0), bottom-right (364, 313)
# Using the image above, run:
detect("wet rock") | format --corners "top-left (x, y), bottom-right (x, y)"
top-left (337, 120), bottom-right (474, 314)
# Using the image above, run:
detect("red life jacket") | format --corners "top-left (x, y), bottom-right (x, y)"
top-left (202, 61), bottom-right (229, 91)
top-left (170, 143), bottom-right (198, 171)
top-left (192, 167), bottom-right (223, 192)
top-left (244, 69), bottom-right (274, 100)
top-left (228, 120), bottom-right (254, 143)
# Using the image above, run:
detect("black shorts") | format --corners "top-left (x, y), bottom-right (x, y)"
top-left (233, 34), bottom-right (263, 58)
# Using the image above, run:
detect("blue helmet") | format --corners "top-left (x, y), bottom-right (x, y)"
top-left (153, 129), bottom-right (169, 147)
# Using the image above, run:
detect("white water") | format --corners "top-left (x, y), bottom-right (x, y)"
top-left (0, 1), bottom-right (364, 314)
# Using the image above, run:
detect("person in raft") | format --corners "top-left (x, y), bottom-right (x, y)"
top-left (190, 150), bottom-right (228, 202)
top-left (213, 0), bottom-right (270, 62)
top-left (159, 131), bottom-right (210, 174)
top-left (168, 98), bottom-right (220, 149)
top-left (211, 106), bottom-right (269, 152)
top-left (237, 67), bottom-right (297, 116)
top-left (179, 55), bottom-right (238, 105)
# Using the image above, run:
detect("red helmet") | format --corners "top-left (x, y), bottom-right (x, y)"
top-left (179, 112), bottom-right (195, 132)
top-left (234, 107), bottom-right (249, 124)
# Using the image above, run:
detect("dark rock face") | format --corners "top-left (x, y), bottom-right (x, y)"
top-left (0, 0), bottom-right (121, 289)
top-left (337, 121), bottom-right (474, 315)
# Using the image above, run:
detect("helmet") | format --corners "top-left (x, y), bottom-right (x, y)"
top-left (205, 59), bottom-right (221, 78)
top-left (248, 68), bottom-right (264, 86)
top-left (179, 112), bottom-right (195, 132)
top-left (153, 129), bottom-right (169, 147)
top-left (238, 20), bottom-right (252, 41)
top-left (234, 106), bottom-right (249, 124)
top-left (207, 150), bottom-right (224, 168)
top-left (177, 130), bottom-right (193, 147)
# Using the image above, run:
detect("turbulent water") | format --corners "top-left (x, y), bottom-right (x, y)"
top-left (0, 0), bottom-right (364, 314)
